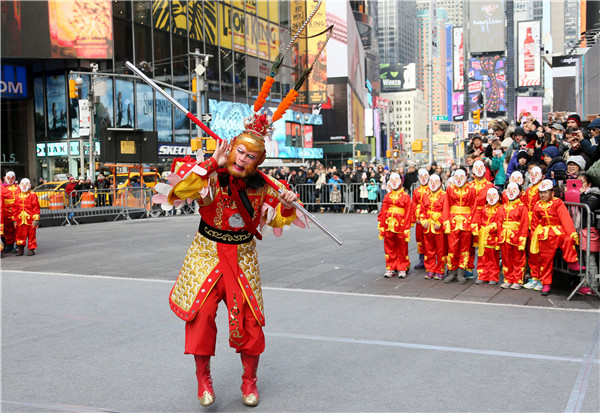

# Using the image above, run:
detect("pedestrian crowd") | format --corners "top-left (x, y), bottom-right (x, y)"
top-left (377, 111), bottom-right (600, 297)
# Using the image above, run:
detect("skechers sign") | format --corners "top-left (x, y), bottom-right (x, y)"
top-left (158, 144), bottom-right (193, 157)
top-left (0, 65), bottom-right (27, 99)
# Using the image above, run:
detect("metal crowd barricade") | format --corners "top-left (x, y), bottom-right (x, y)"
top-left (35, 189), bottom-right (70, 226)
top-left (63, 187), bottom-right (152, 224)
top-left (560, 202), bottom-right (600, 300)
top-left (347, 182), bottom-right (382, 213)
top-left (294, 182), bottom-right (350, 213)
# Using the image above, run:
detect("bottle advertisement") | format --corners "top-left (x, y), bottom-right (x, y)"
top-left (517, 21), bottom-right (541, 87)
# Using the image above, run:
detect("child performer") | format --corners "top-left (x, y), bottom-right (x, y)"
top-left (443, 169), bottom-right (477, 283)
top-left (501, 171), bottom-right (524, 204)
top-left (412, 168), bottom-right (430, 269)
top-left (12, 178), bottom-right (40, 256)
top-left (521, 166), bottom-right (543, 290)
top-left (530, 179), bottom-right (580, 296)
top-left (420, 174), bottom-right (447, 280)
top-left (473, 188), bottom-right (502, 284)
top-left (497, 182), bottom-right (529, 289)
top-left (378, 172), bottom-right (412, 278)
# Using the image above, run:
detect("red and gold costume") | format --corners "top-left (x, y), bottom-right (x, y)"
top-left (497, 199), bottom-right (529, 284)
top-left (12, 188), bottom-right (40, 253)
top-left (530, 197), bottom-right (578, 286)
top-left (420, 187), bottom-right (446, 275)
top-left (378, 186), bottom-right (412, 273)
top-left (442, 182), bottom-right (477, 272)
top-left (521, 181), bottom-right (542, 281)
top-left (1, 180), bottom-right (20, 250)
top-left (467, 177), bottom-right (494, 270)
top-left (473, 203), bottom-right (501, 282)
top-left (411, 184), bottom-right (430, 255)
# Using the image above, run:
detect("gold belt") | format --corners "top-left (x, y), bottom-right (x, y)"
top-left (450, 206), bottom-right (470, 214)
top-left (502, 221), bottom-right (520, 230)
top-left (388, 206), bottom-right (405, 215)
top-left (530, 225), bottom-right (563, 254)
top-left (5, 199), bottom-right (14, 204)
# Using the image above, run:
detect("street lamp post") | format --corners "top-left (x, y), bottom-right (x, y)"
top-left (75, 63), bottom-right (98, 179)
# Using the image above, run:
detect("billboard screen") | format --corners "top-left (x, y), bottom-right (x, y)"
top-left (517, 21), bottom-right (541, 87)
top-left (452, 92), bottom-right (465, 121)
top-left (515, 96), bottom-right (543, 122)
top-left (452, 27), bottom-right (464, 91)
top-left (1, 0), bottom-right (113, 59)
top-left (467, 55), bottom-right (507, 116)
top-left (469, 1), bottom-right (505, 54)
top-left (379, 63), bottom-right (416, 92)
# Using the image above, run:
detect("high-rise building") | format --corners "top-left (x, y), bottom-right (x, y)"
top-left (377, 0), bottom-right (417, 64)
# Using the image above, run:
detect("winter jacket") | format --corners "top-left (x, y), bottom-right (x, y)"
top-left (491, 153), bottom-right (507, 185)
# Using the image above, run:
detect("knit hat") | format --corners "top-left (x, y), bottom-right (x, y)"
top-left (517, 150), bottom-right (530, 161)
top-left (567, 155), bottom-right (586, 171)
top-left (542, 146), bottom-right (560, 158)
top-left (513, 127), bottom-right (525, 137)
top-left (567, 114), bottom-right (581, 127)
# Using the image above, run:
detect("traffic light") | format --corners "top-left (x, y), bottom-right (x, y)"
top-left (69, 79), bottom-right (79, 99)
top-left (473, 109), bottom-right (481, 125)
top-left (412, 141), bottom-right (423, 152)
top-left (192, 77), bottom-right (197, 101)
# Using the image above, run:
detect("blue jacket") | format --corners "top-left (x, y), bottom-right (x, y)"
top-left (543, 146), bottom-right (567, 179)
top-left (491, 153), bottom-right (506, 185)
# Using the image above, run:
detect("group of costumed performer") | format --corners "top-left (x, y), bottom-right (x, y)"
top-left (411, 168), bottom-right (431, 269)
top-left (2, 174), bottom-right (39, 257)
top-left (145, 8), bottom-right (333, 406)
top-left (1, 171), bottom-right (20, 255)
top-left (378, 173), bottom-right (412, 278)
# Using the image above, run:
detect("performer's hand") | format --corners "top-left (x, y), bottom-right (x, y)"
top-left (33, 221), bottom-right (39, 227)
top-left (279, 190), bottom-right (298, 209)
top-left (212, 139), bottom-right (230, 168)
top-left (422, 221), bottom-right (429, 230)
top-left (434, 223), bottom-right (441, 231)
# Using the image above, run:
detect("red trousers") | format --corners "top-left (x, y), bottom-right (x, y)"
top-left (467, 244), bottom-right (476, 271)
top-left (423, 231), bottom-right (446, 274)
top-left (536, 233), bottom-right (578, 286)
top-left (16, 224), bottom-right (37, 250)
top-left (3, 216), bottom-right (16, 245)
top-left (477, 248), bottom-right (500, 282)
top-left (447, 231), bottom-right (472, 271)
top-left (415, 224), bottom-right (424, 254)
top-left (184, 275), bottom-right (265, 357)
top-left (528, 252), bottom-right (541, 280)
top-left (501, 243), bottom-right (526, 284)
top-left (383, 232), bottom-right (410, 271)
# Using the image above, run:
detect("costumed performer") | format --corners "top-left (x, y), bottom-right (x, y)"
top-left (12, 178), bottom-right (40, 256)
top-left (155, 113), bottom-right (306, 407)
top-left (473, 188), bottom-right (501, 284)
top-left (521, 166), bottom-right (543, 290)
top-left (419, 174), bottom-right (447, 280)
top-left (411, 168), bottom-right (430, 269)
top-left (378, 172), bottom-right (412, 278)
top-left (1, 171), bottom-right (20, 253)
top-left (530, 179), bottom-right (580, 296)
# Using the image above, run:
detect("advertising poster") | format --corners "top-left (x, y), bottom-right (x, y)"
top-left (307, 0), bottom-right (327, 104)
top-left (115, 79), bottom-right (134, 128)
top-left (379, 63), bottom-right (416, 92)
top-left (468, 55), bottom-right (507, 116)
top-left (95, 77), bottom-right (114, 130)
top-left (469, 1), bottom-right (505, 54)
top-left (452, 27), bottom-right (464, 91)
top-left (517, 20), bottom-right (541, 87)
top-left (136, 83), bottom-right (154, 131)
top-left (34, 77), bottom-right (45, 138)
top-left (446, 24), bottom-right (453, 118)
top-left (290, 0), bottom-right (308, 103)
top-left (156, 87), bottom-right (173, 142)
top-left (452, 92), bottom-right (465, 121)
top-left (173, 89), bottom-right (191, 143)
top-left (515, 96), bottom-right (543, 122)
top-left (46, 75), bottom-right (67, 139)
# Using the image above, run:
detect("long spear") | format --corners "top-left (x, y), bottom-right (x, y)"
top-left (124, 61), bottom-right (343, 246)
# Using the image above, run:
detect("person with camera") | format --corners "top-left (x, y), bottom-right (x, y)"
top-left (566, 128), bottom-right (593, 169)
top-left (542, 146), bottom-right (567, 181)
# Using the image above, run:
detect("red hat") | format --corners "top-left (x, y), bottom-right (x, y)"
top-left (567, 114), bottom-right (581, 127)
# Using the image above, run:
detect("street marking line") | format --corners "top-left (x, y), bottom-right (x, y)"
top-left (2, 270), bottom-right (599, 313)
top-left (266, 331), bottom-right (599, 364)
top-left (1, 400), bottom-right (130, 413)
top-left (564, 323), bottom-right (600, 413)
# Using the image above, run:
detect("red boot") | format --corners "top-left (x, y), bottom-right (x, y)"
top-left (194, 355), bottom-right (214, 407)
top-left (240, 353), bottom-right (260, 406)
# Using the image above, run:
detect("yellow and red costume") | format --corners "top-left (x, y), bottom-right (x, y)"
top-left (442, 177), bottom-right (477, 273)
top-left (473, 201), bottom-right (501, 283)
top-left (467, 176), bottom-right (494, 271)
top-left (1, 180), bottom-right (20, 250)
top-left (530, 196), bottom-right (579, 287)
top-left (419, 184), bottom-right (446, 276)
top-left (12, 188), bottom-right (40, 252)
top-left (521, 180), bottom-right (541, 281)
top-left (378, 183), bottom-right (412, 273)
top-left (497, 198), bottom-right (529, 284)
top-left (412, 183), bottom-right (430, 255)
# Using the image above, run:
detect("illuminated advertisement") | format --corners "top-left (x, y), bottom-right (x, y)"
top-left (517, 20), bottom-right (541, 87)
top-left (469, 1), bottom-right (505, 54)
top-left (290, 0), bottom-right (309, 102)
top-left (351, 90), bottom-right (365, 144)
top-left (468, 56), bottom-right (507, 116)
top-left (452, 27), bottom-right (464, 91)
top-left (0, 65), bottom-right (27, 99)
top-left (115, 79), bottom-right (134, 128)
top-left (173, 89), bottom-right (191, 143)
top-left (446, 24), bottom-right (453, 119)
top-left (209, 99), bottom-right (323, 159)
top-left (516, 96), bottom-right (543, 122)
top-left (306, 0), bottom-right (328, 104)
top-left (452, 92), bottom-right (465, 121)
top-left (46, 75), bottom-right (67, 140)
top-left (95, 78), bottom-right (114, 130)
top-left (156, 87), bottom-right (173, 142)
top-left (379, 63), bottom-right (416, 92)
top-left (136, 83), bottom-right (154, 131)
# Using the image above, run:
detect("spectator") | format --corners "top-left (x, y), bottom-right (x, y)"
top-left (65, 176), bottom-right (77, 207)
top-left (566, 156), bottom-right (585, 179)
top-left (358, 173), bottom-right (369, 213)
top-left (403, 165), bottom-right (418, 193)
top-left (567, 128), bottom-right (593, 168)
top-left (490, 140), bottom-right (507, 192)
top-left (466, 134), bottom-right (485, 158)
top-left (95, 174), bottom-right (110, 206)
top-left (542, 146), bottom-right (567, 180)
top-left (515, 150), bottom-right (531, 176)
top-left (328, 172), bottom-right (343, 213)
top-left (577, 173), bottom-right (600, 295)
top-left (367, 178), bottom-right (379, 213)
top-left (566, 113), bottom-right (582, 130)
top-left (505, 130), bottom-right (527, 177)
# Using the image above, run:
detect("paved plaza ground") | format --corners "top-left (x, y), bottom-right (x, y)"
top-left (2, 213), bottom-right (599, 412)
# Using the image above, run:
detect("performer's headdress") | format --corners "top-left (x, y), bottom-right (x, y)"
top-left (233, 113), bottom-right (273, 153)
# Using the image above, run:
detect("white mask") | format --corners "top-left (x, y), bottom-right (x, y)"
top-left (486, 188), bottom-right (499, 205)
top-left (428, 174), bottom-right (441, 192)
top-left (5, 171), bottom-right (15, 185)
top-left (506, 182), bottom-right (520, 201)
top-left (19, 178), bottom-right (31, 193)
top-left (530, 166), bottom-right (542, 185)
top-left (473, 160), bottom-right (485, 178)
top-left (388, 173), bottom-right (401, 190)
top-left (418, 168), bottom-right (429, 186)
top-left (509, 171), bottom-right (524, 186)
top-left (454, 170), bottom-right (467, 187)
